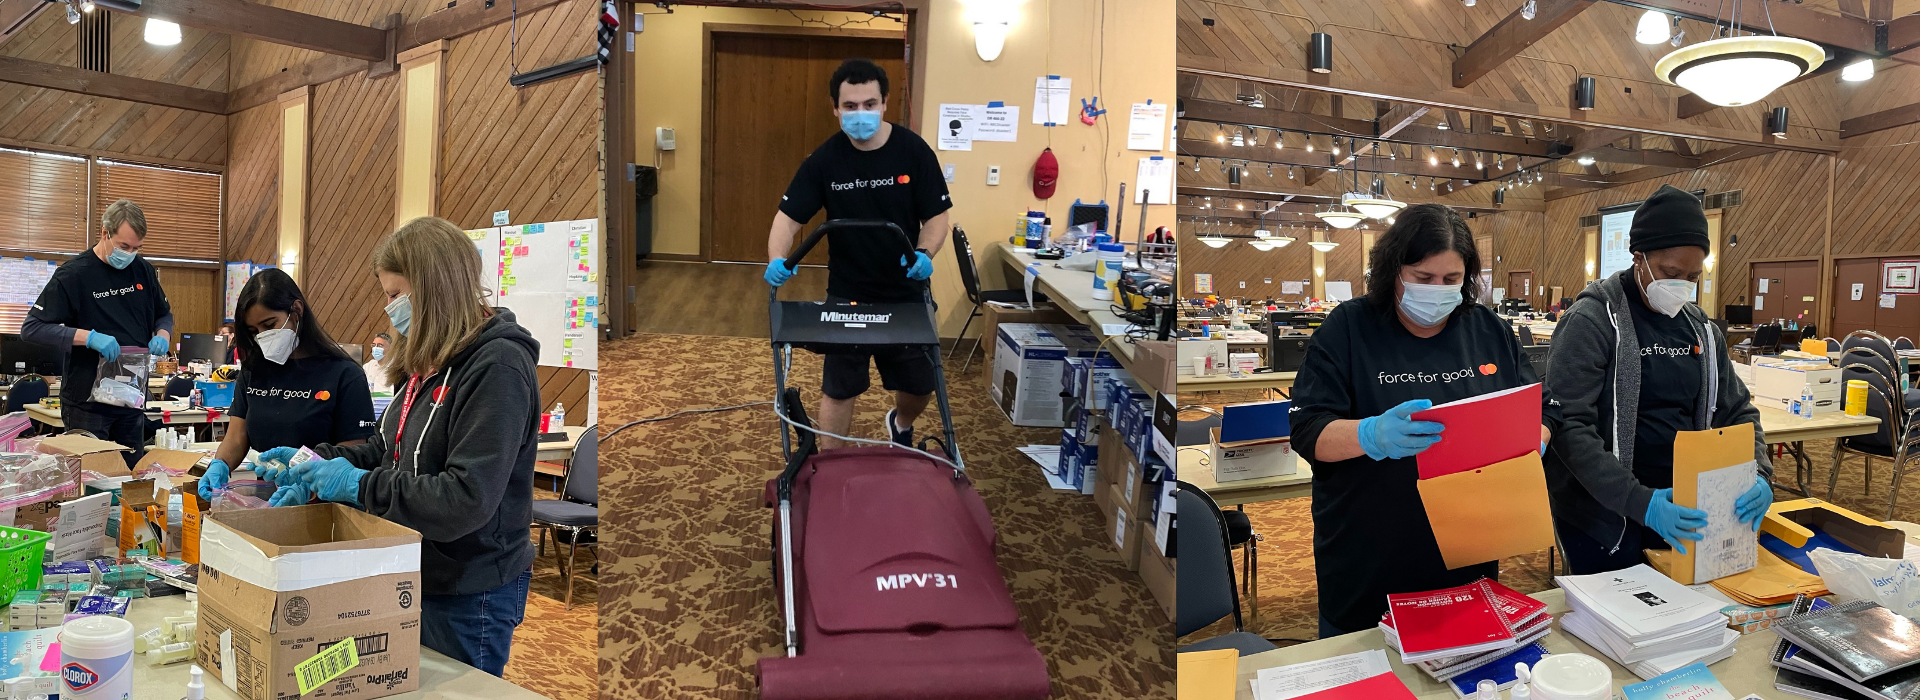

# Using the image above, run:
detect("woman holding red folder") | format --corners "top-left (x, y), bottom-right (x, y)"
top-left (1290, 204), bottom-right (1561, 638)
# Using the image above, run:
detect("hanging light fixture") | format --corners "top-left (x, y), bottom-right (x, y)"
top-left (1315, 207), bottom-right (1366, 229)
top-left (1474, 152), bottom-right (1484, 169)
top-left (1231, 130), bottom-right (1246, 147)
top-left (1843, 58), bottom-right (1874, 82)
top-left (64, 1), bottom-right (79, 23)
top-left (1654, 0), bottom-right (1823, 108)
top-left (1343, 194), bottom-right (1405, 220)
top-left (1576, 155), bottom-right (1596, 166)
top-left (1200, 219), bottom-right (1231, 248)
top-left (1463, 0), bottom-right (1475, 6)
top-left (1428, 149), bottom-right (1439, 166)
top-left (1215, 132), bottom-right (1226, 144)
top-left (1274, 130), bottom-right (1285, 148)
top-left (1309, 239), bottom-right (1341, 252)
top-left (144, 18), bottom-right (181, 45)
top-left (1574, 76), bottom-right (1596, 111)
top-left (1636, 10), bottom-right (1671, 44)
top-left (1451, 150), bottom-right (1462, 167)
top-left (1309, 32), bottom-right (1333, 74)
top-left (1520, 0), bottom-right (1537, 20)
top-left (1306, 137), bottom-right (1315, 153)
top-left (1288, 166), bottom-right (1295, 180)
top-left (1249, 239), bottom-right (1277, 252)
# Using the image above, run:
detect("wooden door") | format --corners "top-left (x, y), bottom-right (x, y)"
top-left (1751, 260), bottom-right (1820, 327)
top-left (704, 31), bottom-right (907, 263)
top-left (1508, 271), bottom-right (1534, 301)
top-left (1833, 257), bottom-right (1878, 339)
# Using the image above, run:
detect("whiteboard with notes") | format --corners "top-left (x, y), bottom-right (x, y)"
top-left (463, 220), bottom-right (600, 370)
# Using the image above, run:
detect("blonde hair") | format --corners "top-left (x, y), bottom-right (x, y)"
top-left (100, 199), bottom-right (147, 238)
top-left (374, 217), bottom-right (490, 385)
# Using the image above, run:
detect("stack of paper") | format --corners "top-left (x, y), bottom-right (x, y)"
top-left (1556, 565), bottom-right (1739, 680)
top-left (1248, 650), bottom-right (1408, 700)
top-left (1769, 598), bottom-right (1920, 700)
top-left (1380, 579), bottom-right (1553, 681)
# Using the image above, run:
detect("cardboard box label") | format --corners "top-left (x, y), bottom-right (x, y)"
top-left (294, 638), bottom-right (359, 695)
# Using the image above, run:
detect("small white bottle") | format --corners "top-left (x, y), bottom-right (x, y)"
top-left (1799, 382), bottom-right (1817, 419)
top-left (1474, 679), bottom-right (1498, 700)
top-left (1510, 661), bottom-right (1533, 700)
top-left (181, 665), bottom-right (205, 700)
top-left (550, 403), bottom-right (565, 430)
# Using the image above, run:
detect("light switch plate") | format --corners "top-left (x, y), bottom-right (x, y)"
top-left (943, 163), bottom-right (956, 183)
top-left (987, 165), bottom-right (1000, 185)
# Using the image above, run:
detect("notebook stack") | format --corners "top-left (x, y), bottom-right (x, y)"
top-left (1380, 578), bottom-right (1554, 682)
top-left (1555, 564), bottom-right (1739, 680)
top-left (1769, 596), bottom-right (1920, 700)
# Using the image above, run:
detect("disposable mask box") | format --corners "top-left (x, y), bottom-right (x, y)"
top-left (194, 504), bottom-right (422, 700)
top-left (990, 324), bottom-right (1112, 427)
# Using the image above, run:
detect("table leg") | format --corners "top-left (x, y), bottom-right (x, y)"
top-left (1770, 440), bottom-right (1813, 498)
top-left (1237, 504), bottom-right (1257, 629)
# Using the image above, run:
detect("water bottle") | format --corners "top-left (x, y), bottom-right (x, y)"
top-left (1798, 383), bottom-right (1816, 419)
top-left (551, 402), bottom-right (565, 430)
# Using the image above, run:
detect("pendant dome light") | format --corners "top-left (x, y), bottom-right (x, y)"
top-left (1308, 239), bottom-right (1341, 252)
top-left (1654, 1), bottom-right (1822, 108)
top-left (1315, 208), bottom-right (1366, 229)
top-left (1636, 10), bottom-right (1671, 45)
top-left (1249, 239), bottom-right (1277, 252)
top-left (1843, 58), bottom-right (1874, 82)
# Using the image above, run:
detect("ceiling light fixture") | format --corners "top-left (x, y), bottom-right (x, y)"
top-left (1342, 191), bottom-right (1405, 220)
top-left (1309, 240), bottom-right (1341, 252)
top-left (1768, 106), bottom-right (1789, 138)
top-left (144, 18), bottom-right (181, 45)
top-left (64, 1), bottom-right (79, 23)
top-left (1654, 2), bottom-right (1823, 108)
top-left (1671, 18), bottom-right (1686, 47)
top-left (1429, 150), bottom-right (1439, 166)
top-left (1309, 32), bottom-right (1333, 74)
top-left (1315, 207), bottom-right (1366, 229)
top-left (1463, 0), bottom-right (1475, 6)
top-left (1574, 76), bottom-right (1596, 110)
top-left (1843, 58), bottom-right (1874, 82)
top-left (79, 0), bottom-right (95, 12)
top-left (1521, 0), bottom-right (1537, 20)
top-left (1216, 133), bottom-right (1226, 144)
top-left (1231, 131), bottom-right (1245, 147)
top-left (967, 0), bottom-right (1014, 61)
top-left (1274, 130), bottom-right (1285, 148)
top-left (1288, 167), bottom-right (1295, 179)
top-left (1576, 155), bottom-right (1596, 166)
top-left (1249, 239), bottom-right (1276, 252)
top-left (1636, 10), bottom-right (1670, 44)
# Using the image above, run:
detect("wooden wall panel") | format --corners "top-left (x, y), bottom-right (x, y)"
top-left (436, 0), bottom-right (599, 230)
top-left (536, 366), bottom-right (592, 427)
top-left (303, 74), bottom-right (400, 352)
top-left (1324, 227), bottom-right (1366, 294)
top-left (1176, 224), bottom-right (1314, 300)
top-left (155, 265), bottom-right (219, 336)
top-left (1832, 123), bottom-right (1920, 255)
top-left (1470, 210), bottom-right (1544, 303)
top-left (224, 104), bottom-right (279, 265)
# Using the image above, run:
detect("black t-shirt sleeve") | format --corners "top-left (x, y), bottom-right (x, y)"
top-left (910, 139), bottom-right (952, 223)
top-left (777, 152), bottom-right (825, 227)
top-left (229, 370), bottom-right (250, 419)
top-left (146, 263), bottom-right (171, 329)
top-left (1289, 305), bottom-right (1359, 466)
top-left (331, 361), bottom-right (378, 442)
top-left (27, 266), bottom-right (76, 326)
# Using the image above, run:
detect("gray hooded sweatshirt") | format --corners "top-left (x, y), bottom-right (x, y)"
top-left (1544, 269), bottom-right (1772, 552)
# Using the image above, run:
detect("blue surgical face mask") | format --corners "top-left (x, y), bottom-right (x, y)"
top-left (385, 295), bottom-right (412, 337)
top-left (370, 346), bottom-right (385, 361)
top-left (839, 110), bottom-right (882, 141)
top-left (105, 247), bottom-right (135, 270)
top-left (1399, 279), bottom-right (1464, 328)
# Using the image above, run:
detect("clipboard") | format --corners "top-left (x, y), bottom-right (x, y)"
top-left (1648, 423), bottom-right (1759, 584)
top-left (1417, 451), bottom-right (1555, 570)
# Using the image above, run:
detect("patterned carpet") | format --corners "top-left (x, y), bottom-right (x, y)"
top-left (597, 333), bottom-right (1175, 700)
top-left (503, 488), bottom-right (599, 700)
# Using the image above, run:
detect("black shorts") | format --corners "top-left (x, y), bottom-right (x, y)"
top-left (822, 346), bottom-right (937, 400)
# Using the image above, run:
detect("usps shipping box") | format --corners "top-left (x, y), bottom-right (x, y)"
top-left (194, 505), bottom-right (423, 700)
top-left (1209, 427), bottom-right (1298, 482)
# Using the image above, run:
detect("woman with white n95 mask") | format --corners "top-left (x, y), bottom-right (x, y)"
top-left (1289, 203), bottom-right (1562, 638)
top-left (197, 268), bottom-right (376, 505)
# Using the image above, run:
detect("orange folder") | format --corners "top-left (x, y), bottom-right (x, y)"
top-left (1417, 451), bottom-right (1555, 570)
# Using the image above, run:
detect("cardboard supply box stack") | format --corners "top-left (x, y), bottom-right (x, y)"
top-left (195, 504), bottom-right (423, 700)
top-left (978, 303), bottom-right (1073, 364)
top-left (1749, 359), bottom-right (1842, 414)
top-left (991, 323), bottom-right (1116, 428)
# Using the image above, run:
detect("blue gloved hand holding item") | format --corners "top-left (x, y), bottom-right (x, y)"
top-left (267, 483), bottom-right (313, 507)
top-left (1645, 488), bottom-right (1708, 554)
top-left (765, 259), bottom-right (794, 287)
top-left (293, 456), bottom-right (366, 507)
top-left (85, 332), bottom-right (119, 362)
top-left (1355, 399), bottom-right (1444, 461)
top-left (254, 446), bottom-right (300, 485)
top-left (903, 250), bottom-right (934, 281)
top-left (197, 459), bottom-right (231, 500)
top-left (148, 334), bottom-right (169, 356)
top-left (1735, 475), bottom-right (1775, 531)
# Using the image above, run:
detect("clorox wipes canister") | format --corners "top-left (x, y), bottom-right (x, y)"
top-left (61, 616), bottom-right (134, 700)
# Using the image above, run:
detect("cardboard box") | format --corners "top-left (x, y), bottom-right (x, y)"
top-left (117, 479), bottom-right (204, 562)
top-left (1209, 428), bottom-right (1298, 482)
top-left (990, 324), bottom-right (1111, 427)
top-left (1138, 537), bottom-right (1176, 621)
top-left (38, 434), bottom-right (132, 479)
top-left (1102, 483), bottom-right (1142, 571)
top-left (195, 504), bottom-right (423, 700)
top-left (979, 304), bottom-right (1074, 363)
top-left (1131, 340), bottom-right (1177, 395)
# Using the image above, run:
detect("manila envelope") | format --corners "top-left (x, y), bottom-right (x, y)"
top-left (1176, 649), bottom-right (1238, 700)
top-left (1418, 451), bottom-right (1554, 570)
top-left (1659, 423), bottom-right (1759, 585)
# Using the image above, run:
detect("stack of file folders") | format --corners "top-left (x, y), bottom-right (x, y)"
top-left (1556, 564), bottom-right (1739, 680)
top-left (1770, 595), bottom-right (1920, 700)
top-left (1380, 578), bottom-right (1553, 682)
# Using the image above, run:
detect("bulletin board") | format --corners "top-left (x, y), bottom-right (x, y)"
top-left (0, 257), bottom-right (57, 306)
top-left (484, 220), bottom-right (600, 370)
top-left (223, 261), bottom-right (275, 322)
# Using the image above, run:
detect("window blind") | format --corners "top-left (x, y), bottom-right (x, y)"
top-left (94, 159), bottom-right (221, 261)
top-left (0, 148), bottom-right (89, 254)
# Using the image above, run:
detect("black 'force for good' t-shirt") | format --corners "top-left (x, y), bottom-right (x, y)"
top-left (230, 353), bottom-right (378, 453)
top-left (28, 252), bottom-right (171, 404)
top-left (778, 124), bottom-right (953, 303)
top-left (1626, 281), bottom-right (1703, 488)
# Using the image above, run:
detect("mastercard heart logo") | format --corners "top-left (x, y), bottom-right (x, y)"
top-left (897, 175), bottom-right (910, 184)
top-left (315, 391), bottom-right (331, 401)
top-left (135, 284), bottom-right (143, 290)
top-left (1479, 363), bottom-right (1497, 375)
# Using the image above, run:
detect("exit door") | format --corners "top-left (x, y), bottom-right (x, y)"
top-left (1750, 260), bottom-right (1820, 326)
top-left (1509, 271), bottom-right (1534, 301)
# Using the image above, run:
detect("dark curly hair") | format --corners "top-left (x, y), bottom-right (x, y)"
top-left (1364, 203), bottom-right (1482, 315)
top-left (829, 58), bottom-right (888, 102)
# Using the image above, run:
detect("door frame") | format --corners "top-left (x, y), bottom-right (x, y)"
top-left (1749, 256), bottom-right (1823, 325)
top-left (697, 22), bottom-right (911, 262)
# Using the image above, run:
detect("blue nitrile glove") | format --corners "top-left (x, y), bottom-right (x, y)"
top-left (84, 331), bottom-right (120, 362)
top-left (1645, 488), bottom-right (1708, 554)
top-left (148, 334), bottom-right (169, 356)
top-left (254, 446), bottom-right (301, 485)
top-left (1354, 399), bottom-right (1444, 461)
top-left (1735, 476), bottom-right (1775, 531)
top-left (293, 456), bottom-right (366, 507)
top-left (197, 459), bottom-right (231, 500)
top-left (267, 483), bottom-right (313, 507)
top-left (765, 258), bottom-right (794, 287)
top-left (903, 250), bottom-right (934, 281)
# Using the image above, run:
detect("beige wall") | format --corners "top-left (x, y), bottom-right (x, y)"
top-left (632, 7), bottom-right (895, 258)
top-left (916, 0), bottom-right (1175, 334)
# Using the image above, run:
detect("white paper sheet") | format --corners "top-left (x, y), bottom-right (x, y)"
top-left (1692, 461), bottom-right (1759, 583)
top-left (1756, 296), bottom-right (1765, 311)
top-left (976, 102), bottom-right (1019, 141)
top-left (936, 103), bottom-right (977, 151)
top-left (1282, 281), bottom-right (1305, 295)
top-left (1326, 281), bottom-right (1354, 301)
top-left (1253, 649), bottom-right (1393, 700)
top-left (1853, 283), bottom-right (1866, 300)
top-left (1127, 102), bottom-right (1168, 151)
top-left (51, 492), bottom-right (111, 563)
top-left (1758, 278), bottom-right (1769, 293)
top-left (1135, 156), bottom-right (1172, 204)
top-left (1194, 273), bottom-right (1214, 294)
top-left (1033, 75), bottom-right (1071, 125)
top-left (1884, 294), bottom-right (1899, 309)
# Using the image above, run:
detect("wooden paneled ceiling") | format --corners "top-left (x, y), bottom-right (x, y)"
top-left (1177, 0), bottom-right (1920, 203)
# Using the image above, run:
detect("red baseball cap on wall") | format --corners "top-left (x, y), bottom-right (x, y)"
top-left (1032, 148), bottom-right (1059, 200)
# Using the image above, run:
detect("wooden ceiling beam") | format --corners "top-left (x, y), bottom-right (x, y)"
top-left (106, 0), bottom-right (388, 62)
top-left (1453, 0), bottom-right (1599, 88)
top-left (1181, 137), bottom-right (1486, 181)
top-left (1179, 99), bottom-right (1566, 158)
top-left (1306, 103), bottom-right (1429, 185)
top-left (1839, 101), bottom-right (1920, 139)
top-left (1177, 185), bottom-right (1538, 214)
top-left (0, 55), bottom-right (226, 114)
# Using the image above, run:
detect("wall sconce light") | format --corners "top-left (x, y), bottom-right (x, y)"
top-left (967, 0), bottom-right (1017, 62)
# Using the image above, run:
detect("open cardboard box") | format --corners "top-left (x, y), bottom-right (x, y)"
top-left (1763, 497), bottom-right (1904, 557)
top-left (195, 504), bottom-right (423, 700)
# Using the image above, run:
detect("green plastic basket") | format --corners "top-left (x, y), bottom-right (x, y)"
top-left (0, 526), bottom-right (52, 596)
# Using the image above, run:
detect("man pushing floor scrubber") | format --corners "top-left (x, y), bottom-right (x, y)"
top-left (757, 58), bottom-right (1049, 700)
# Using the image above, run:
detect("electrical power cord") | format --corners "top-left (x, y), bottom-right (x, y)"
top-left (597, 399), bottom-right (963, 472)
top-left (599, 401), bottom-right (772, 443)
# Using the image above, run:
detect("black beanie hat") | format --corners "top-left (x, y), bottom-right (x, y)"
top-left (1629, 184), bottom-right (1710, 253)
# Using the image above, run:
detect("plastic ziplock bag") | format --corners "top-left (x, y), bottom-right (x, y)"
top-left (210, 480), bottom-right (276, 512)
top-left (1807, 546), bottom-right (1920, 617)
top-left (0, 451), bottom-right (77, 509)
top-left (91, 347), bottom-right (149, 409)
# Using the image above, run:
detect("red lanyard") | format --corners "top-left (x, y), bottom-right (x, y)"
top-left (391, 375), bottom-right (424, 462)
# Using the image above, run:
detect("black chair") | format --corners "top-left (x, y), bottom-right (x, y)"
top-left (947, 226), bottom-right (1049, 374)
top-left (4, 375), bottom-right (47, 416)
top-left (531, 425), bottom-right (598, 609)
top-left (1830, 361), bottom-right (1920, 518)
top-left (1177, 409), bottom-right (1222, 448)
top-left (163, 374), bottom-right (195, 401)
top-left (1900, 337), bottom-right (1916, 352)
top-left (1517, 326), bottom-right (1537, 346)
top-left (1826, 337), bottom-right (1842, 354)
top-left (1843, 330), bottom-right (1920, 406)
top-left (1176, 482), bottom-right (1279, 654)
top-left (1753, 324), bottom-right (1784, 354)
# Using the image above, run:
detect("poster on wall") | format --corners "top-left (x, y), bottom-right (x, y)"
top-left (1192, 273), bottom-right (1212, 294)
top-left (936, 104), bottom-right (976, 151)
top-left (1598, 208), bottom-right (1634, 279)
top-left (1884, 260), bottom-right (1920, 294)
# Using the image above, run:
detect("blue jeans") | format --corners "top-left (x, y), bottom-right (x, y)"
top-left (420, 569), bottom-right (531, 676)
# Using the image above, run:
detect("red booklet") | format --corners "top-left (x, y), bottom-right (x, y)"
top-left (1382, 578), bottom-right (1545, 633)
top-left (1293, 673), bottom-right (1418, 700)
top-left (1386, 581), bottom-right (1517, 661)
top-left (1412, 383), bottom-right (1542, 479)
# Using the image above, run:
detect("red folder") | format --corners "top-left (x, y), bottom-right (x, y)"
top-left (1386, 581), bottom-right (1516, 656)
top-left (1293, 672), bottom-right (1418, 700)
top-left (1412, 383), bottom-right (1542, 480)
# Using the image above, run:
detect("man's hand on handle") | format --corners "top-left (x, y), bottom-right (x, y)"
top-left (902, 250), bottom-right (933, 281)
top-left (765, 259), bottom-right (795, 287)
